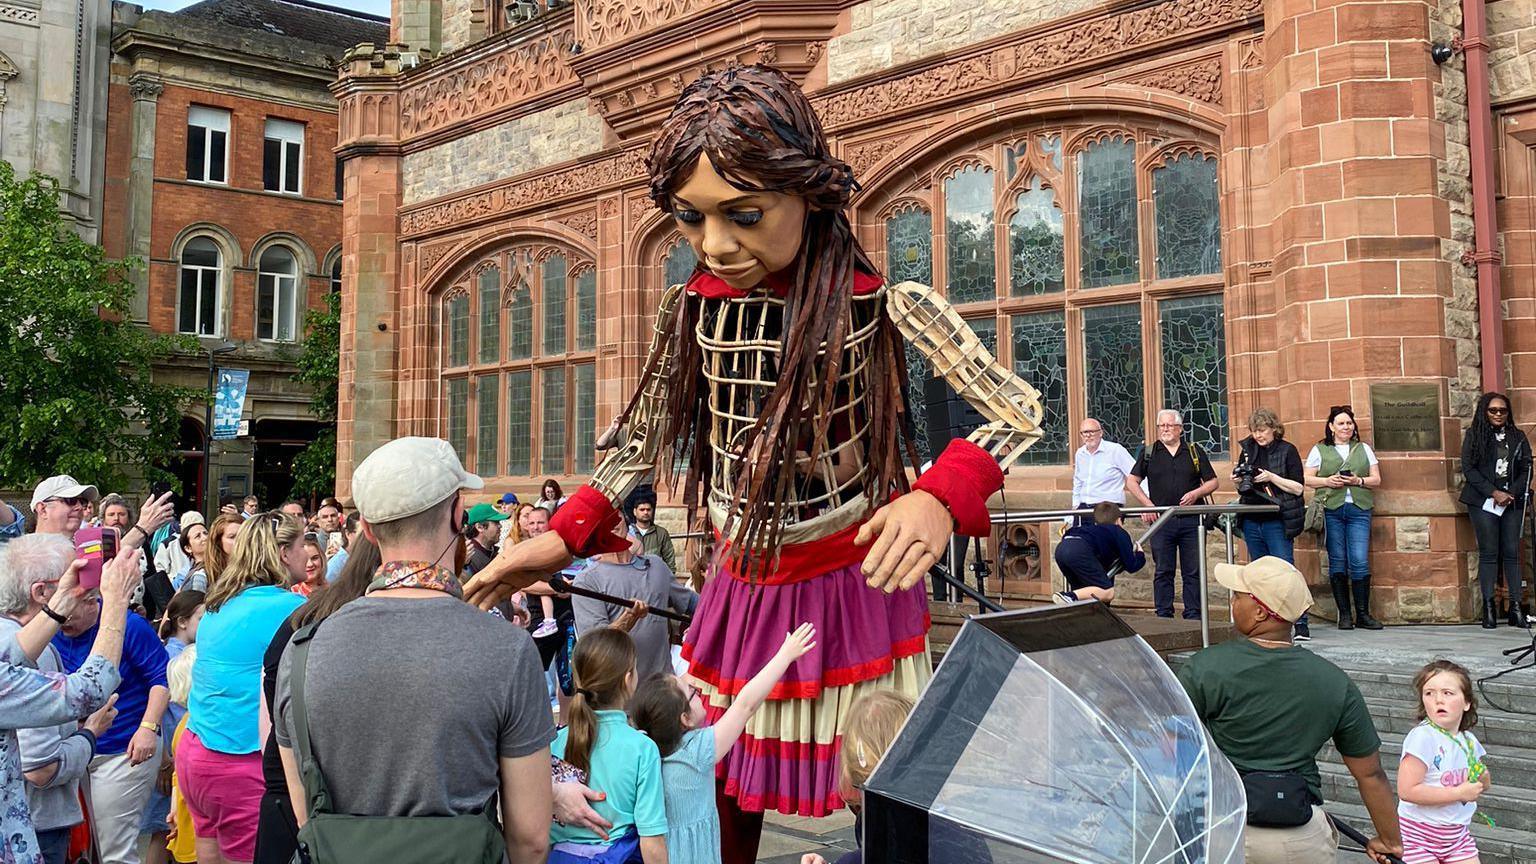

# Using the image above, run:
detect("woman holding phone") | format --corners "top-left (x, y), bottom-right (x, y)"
top-left (0, 535), bottom-right (142, 862)
top-left (1304, 405), bottom-right (1383, 630)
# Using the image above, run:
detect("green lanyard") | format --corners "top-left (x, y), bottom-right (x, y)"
top-left (1424, 721), bottom-right (1495, 826)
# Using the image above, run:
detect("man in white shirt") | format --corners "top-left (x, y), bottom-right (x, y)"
top-left (1072, 419), bottom-right (1137, 515)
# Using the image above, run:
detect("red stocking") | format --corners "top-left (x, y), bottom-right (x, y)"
top-left (717, 778), bottom-right (765, 864)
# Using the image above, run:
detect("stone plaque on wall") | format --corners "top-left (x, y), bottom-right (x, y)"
top-left (1370, 383), bottom-right (1442, 452)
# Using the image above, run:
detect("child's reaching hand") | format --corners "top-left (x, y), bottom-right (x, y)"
top-left (777, 623), bottom-right (817, 663)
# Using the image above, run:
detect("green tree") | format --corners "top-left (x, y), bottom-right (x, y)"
top-left (290, 290), bottom-right (340, 496)
top-left (0, 163), bottom-right (193, 491)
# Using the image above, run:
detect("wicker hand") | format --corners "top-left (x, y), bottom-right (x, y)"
top-left (463, 532), bottom-right (572, 611)
top-left (856, 489), bottom-right (951, 593)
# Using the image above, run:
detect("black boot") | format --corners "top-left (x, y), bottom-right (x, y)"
top-left (1483, 597), bottom-right (1498, 629)
top-left (1330, 575), bottom-right (1354, 630)
top-left (1353, 578), bottom-right (1383, 630)
top-left (1510, 602), bottom-right (1530, 629)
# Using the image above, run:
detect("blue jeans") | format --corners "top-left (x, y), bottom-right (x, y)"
top-left (1243, 517), bottom-right (1305, 625)
top-left (35, 827), bottom-right (72, 864)
top-left (1323, 503), bottom-right (1372, 581)
top-left (1151, 515), bottom-right (1202, 619)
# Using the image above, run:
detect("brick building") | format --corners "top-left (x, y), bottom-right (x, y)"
top-left (103, 0), bottom-right (386, 512)
top-left (333, 0), bottom-right (1536, 622)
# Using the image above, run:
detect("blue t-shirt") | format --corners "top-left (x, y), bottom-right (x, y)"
top-left (190, 586), bottom-right (304, 754)
top-left (52, 605), bottom-right (169, 754)
top-left (550, 710), bottom-right (667, 845)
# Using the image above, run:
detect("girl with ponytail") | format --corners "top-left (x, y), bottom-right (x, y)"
top-left (550, 628), bottom-right (668, 864)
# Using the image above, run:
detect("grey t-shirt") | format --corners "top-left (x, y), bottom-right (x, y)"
top-left (572, 555), bottom-right (698, 682)
top-left (275, 595), bottom-right (553, 817)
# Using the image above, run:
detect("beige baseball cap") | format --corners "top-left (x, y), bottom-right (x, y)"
top-left (30, 475), bottom-right (100, 509)
top-left (352, 437), bottom-right (484, 524)
top-left (1214, 556), bottom-right (1314, 623)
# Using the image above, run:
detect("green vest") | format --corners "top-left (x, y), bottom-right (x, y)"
top-left (1316, 443), bottom-right (1374, 510)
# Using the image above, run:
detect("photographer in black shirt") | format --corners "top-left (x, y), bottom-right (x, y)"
top-left (1232, 407), bottom-right (1308, 638)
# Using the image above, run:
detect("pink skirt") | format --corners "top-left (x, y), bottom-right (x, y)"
top-left (681, 562), bottom-right (931, 816)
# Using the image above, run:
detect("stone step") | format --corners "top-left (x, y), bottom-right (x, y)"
top-left (1320, 759), bottom-right (1536, 834)
top-left (1361, 700), bottom-right (1536, 751)
top-left (1338, 665), bottom-right (1536, 715)
top-left (1323, 801), bottom-right (1536, 864)
top-left (1320, 729), bottom-right (1536, 792)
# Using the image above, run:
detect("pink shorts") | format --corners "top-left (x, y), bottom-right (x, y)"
top-left (174, 729), bottom-right (263, 862)
top-left (1401, 815), bottom-right (1478, 864)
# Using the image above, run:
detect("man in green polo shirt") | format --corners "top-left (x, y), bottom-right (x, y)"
top-left (1177, 556), bottom-right (1402, 864)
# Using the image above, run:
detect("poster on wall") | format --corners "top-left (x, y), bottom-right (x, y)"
top-left (213, 368), bottom-right (250, 441)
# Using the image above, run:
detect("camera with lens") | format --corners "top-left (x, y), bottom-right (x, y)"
top-left (1232, 462), bottom-right (1260, 496)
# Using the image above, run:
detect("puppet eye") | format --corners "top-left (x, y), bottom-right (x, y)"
top-left (675, 210), bottom-right (704, 225)
top-left (729, 211), bottom-right (763, 226)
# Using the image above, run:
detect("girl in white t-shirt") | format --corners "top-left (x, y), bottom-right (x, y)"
top-left (1397, 660), bottom-right (1489, 864)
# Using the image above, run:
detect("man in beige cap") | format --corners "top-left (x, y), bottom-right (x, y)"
top-left (1176, 557), bottom-right (1401, 864)
top-left (272, 437), bottom-right (610, 863)
top-left (30, 475), bottom-right (100, 537)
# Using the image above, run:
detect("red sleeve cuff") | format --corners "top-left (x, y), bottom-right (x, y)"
top-left (912, 439), bottom-right (1004, 537)
top-left (549, 486), bottom-right (631, 557)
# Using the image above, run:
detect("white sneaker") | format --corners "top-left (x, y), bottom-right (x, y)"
top-left (532, 618), bottom-right (558, 638)
top-left (1051, 591), bottom-right (1076, 606)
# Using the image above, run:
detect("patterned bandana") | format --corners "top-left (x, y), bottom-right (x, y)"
top-left (366, 560), bottom-right (463, 598)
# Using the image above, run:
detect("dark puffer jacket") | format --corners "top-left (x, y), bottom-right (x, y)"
top-left (1236, 435), bottom-right (1306, 539)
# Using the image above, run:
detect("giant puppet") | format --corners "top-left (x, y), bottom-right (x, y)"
top-left (465, 65), bottom-right (1044, 857)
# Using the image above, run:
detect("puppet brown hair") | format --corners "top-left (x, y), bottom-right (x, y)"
top-left (639, 65), bottom-right (915, 575)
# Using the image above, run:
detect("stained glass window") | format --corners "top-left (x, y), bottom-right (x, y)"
top-left (575, 268), bottom-right (597, 351)
top-left (447, 294), bottom-right (469, 368)
top-left (1038, 133), bottom-right (1063, 170)
top-left (944, 166), bottom-right (996, 303)
top-left (663, 239), bottom-right (697, 288)
top-left (574, 363), bottom-right (596, 473)
top-left (508, 282), bottom-right (532, 360)
top-left (1004, 141), bottom-right (1027, 182)
top-left (1078, 137), bottom-right (1140, 288)
top-left (1154, 153), bottom-right (1222, 279)
top-left (477, 266), bottom-right (500, 363)
top-left (886, 208), bottom-right (933, 285)
top-left (1010, 178), bottom-right (1065, 296)
top-left (507, 370), bottom-right (532, 475)
top-left (966, 317), bottom-right (998, 355)
top-left (446, 377), bottom-right (468, 462)
top-left (1011, 311), bottom-right (1068, 464)
top-left (1160, 294), bottom-right (1228, 458)
top-left (541, 370), bottom-right (566, 474)
top-left (543, 253), bottom-right (567, 355)
top-left (1083, 304), bottom-right (1144, 446)
top-left (476, 374), bottom-right (498, 475)
top-left (905, 342), bottom-right (935, 465)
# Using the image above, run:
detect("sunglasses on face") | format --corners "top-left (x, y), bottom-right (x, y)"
top-left (47, 497), bottom-right (87, 508)
top-left (1488, 406), bottom-right (1509, 415)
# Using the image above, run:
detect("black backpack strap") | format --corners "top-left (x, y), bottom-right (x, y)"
top-left (289, 621), bottom-right (333, 816)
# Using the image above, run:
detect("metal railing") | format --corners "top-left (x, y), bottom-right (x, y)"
top-left (980, 503), bottom-right (1280, 647)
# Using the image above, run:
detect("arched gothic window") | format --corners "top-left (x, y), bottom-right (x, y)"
top-left (878, 126), bottom-right (1228, 462)
top-left (440, 245), bottom-right (598, 478)
top-left (178, 237), bottom-right (222, 336)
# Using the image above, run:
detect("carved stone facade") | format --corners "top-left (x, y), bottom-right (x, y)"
top-left (335, 0), bottom-right (1535, 622)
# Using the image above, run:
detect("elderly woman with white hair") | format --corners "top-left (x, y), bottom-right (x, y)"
top-left (0, 533), bottom-right (141, 864)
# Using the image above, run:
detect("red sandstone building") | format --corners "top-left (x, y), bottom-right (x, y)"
top-left (102, 0), bottom-right (387, 509)
top-left (332, 0), bottom-right (1535, 622)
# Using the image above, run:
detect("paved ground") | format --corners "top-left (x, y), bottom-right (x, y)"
top-left (758, 810), bottom-right (858, 863)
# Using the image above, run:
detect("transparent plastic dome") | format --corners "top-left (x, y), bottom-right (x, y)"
top-left (864, 603), bottom-right (1246, 863)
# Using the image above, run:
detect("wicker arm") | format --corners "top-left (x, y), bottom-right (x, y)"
top-left (884, 280), bottom-right (1045, 470)
top-left (587, 282), bottom-right (686, 506)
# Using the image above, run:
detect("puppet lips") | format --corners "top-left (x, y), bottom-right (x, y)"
top-left (711, 261), bottom-right (759, 279)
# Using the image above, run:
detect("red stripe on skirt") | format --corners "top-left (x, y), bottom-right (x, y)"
top-left (682, 620), bottom-right (930, 699)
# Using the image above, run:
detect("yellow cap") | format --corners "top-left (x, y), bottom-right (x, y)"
top-left (1213, 556), bottom-right (1314, 623)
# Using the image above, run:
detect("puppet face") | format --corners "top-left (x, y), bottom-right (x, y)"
top-left (671, 154), bottom-right (808, 291)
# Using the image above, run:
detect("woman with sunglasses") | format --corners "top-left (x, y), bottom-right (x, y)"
top-left (1459, 392), bottom-right (1530, 628)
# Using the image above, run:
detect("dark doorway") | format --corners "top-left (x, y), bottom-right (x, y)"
top-left (171, 416), bottom-right (204, 515)
top-left (253, 418), bottom-right (325, 509)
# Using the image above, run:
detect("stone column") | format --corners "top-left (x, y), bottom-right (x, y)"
top-left (1263, 0), bottom-right (1467, 620)
top-left (125, 72), bottom-right (162, 324)
top-left (332, 46), bottom-right (406, 498)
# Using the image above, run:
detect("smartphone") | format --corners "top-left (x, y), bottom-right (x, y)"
top-left (1338, 469), bottom-right (1354, 478)
top-left (73, 526), bottom-right (119, 591)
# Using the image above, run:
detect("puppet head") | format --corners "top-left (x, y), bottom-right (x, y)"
top-left (638, 66), bottom-right (915, 574)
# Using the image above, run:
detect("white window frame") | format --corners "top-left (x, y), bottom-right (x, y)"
top-left (187, 106), bottom-right (230, 185)
top-left (177, 237), bottom-right (223, 336)
top-left (263, 118), bottom-right (305, 195)
top-left (257, 247), bottom-right (301, 342)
